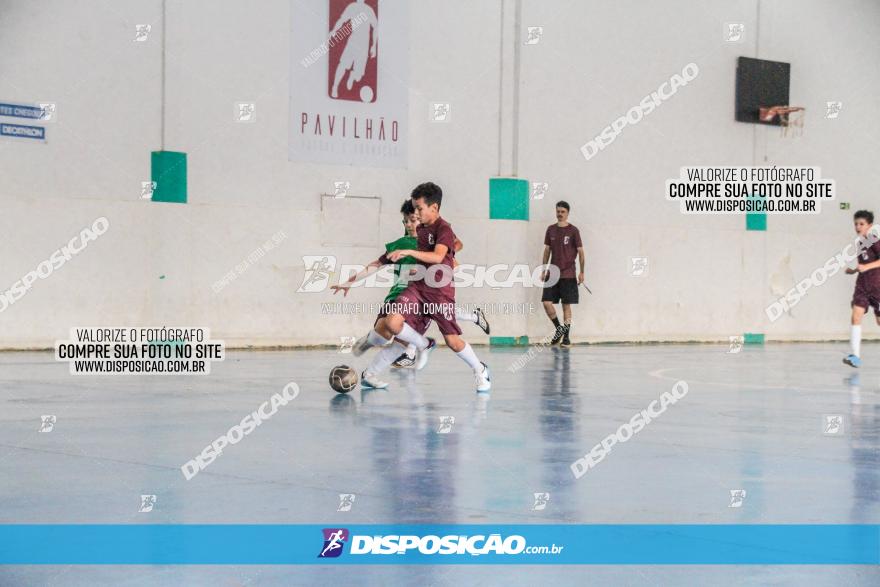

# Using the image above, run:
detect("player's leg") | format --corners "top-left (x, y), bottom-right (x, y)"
top-left (442, 333), bottom-right (491, 392)
top-left (355, 312), bottom-right (405, 385)
top-left (561, 304), bottom-right (573, 347)
top-left (433, 304), bottom-right (490, 392)
top-left (542, 282), bottom-right (564, 344)
top-left (845, 304), bottom-right (867, 367)
top-left (384, 289), bottom-right (437, 369)
top-left (386, 312), bottom-right (432, 352)
top-left (362, 341), bottom-right (408, 388)
top-left (544, 302), bottom-right (564, 344)
top-left (394, 308), bottom-right (436, 369)
top-left (353, 289), bottom-right (429, 356)
top-left (354, 314), bottom-right (396, 386)
top-left (559, 279), bottom-right (579, 347)
top-left (358, 312), bottom-right (432, 377)
top-left (352, 315), bottom-right (393, 356)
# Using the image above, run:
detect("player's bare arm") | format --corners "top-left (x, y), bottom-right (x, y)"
top-left (331, 259), bottom-right (383, 296)
top-left (388, 244), bottom-right (449, 265)
top-left (857, 260), bottom-right (880, 273)
top-left (577, 247), bottom-right (585, 284)
top-left (541, 244), bottom-right (551, 282)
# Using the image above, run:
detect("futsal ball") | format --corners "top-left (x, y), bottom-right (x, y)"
top-left (360, 85), bottom-right (374, 103)
top-left (329, 365), bottom-right (358, 394)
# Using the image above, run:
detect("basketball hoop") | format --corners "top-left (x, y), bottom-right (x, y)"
top-left (758, 105), bottom-right (805, 137)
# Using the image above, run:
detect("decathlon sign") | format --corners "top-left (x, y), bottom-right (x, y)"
top-left (0, 102), bottom-right (49, 141)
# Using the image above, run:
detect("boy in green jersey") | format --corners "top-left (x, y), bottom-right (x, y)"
top-left (331, 200), bottom-right (421, 306)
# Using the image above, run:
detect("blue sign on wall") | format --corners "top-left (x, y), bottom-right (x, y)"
top-left (0, 122), bottom-right (46, 140)
top-left (0, 102), bottom-right (46, 119)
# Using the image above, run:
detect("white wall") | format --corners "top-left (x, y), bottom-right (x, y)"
top-left (0, 0), bottom-right (878, 348)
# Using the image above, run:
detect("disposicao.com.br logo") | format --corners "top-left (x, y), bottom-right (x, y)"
top-left (317, 528), bottom-right (563, 558)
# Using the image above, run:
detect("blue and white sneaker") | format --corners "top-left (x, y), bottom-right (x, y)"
top-left (475, 362), bottom-right (491, 393)
top-left (415, 338), bottom-right (436, 371)
top-left (843, 354), bottom-right (862, 368)
top-left (361, 370), bottom-right (389, 389)
top-left (391, 351), bottom-right (416, 369)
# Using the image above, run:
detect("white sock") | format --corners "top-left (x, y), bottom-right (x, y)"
top-left (851, 325), bottom-right (862, 357)
top-left (395, 323), bottom-right (429, 350)
top-left (366, 342), bottom-right (406, 376)
top-left (456, 343), bottom-right (483, 371)
top-left (406, 343), bottom-right (417, 358)
top-left (455, 309), bottom-right (476, 323)
top-left (367, 329), bottom-right (390, 347)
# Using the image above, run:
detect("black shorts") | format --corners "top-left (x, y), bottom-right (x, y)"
top-left (542, 278), bottom-right (579, 304)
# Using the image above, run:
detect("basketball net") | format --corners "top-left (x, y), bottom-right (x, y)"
top-left (759, 106), bottom-right (805, 138)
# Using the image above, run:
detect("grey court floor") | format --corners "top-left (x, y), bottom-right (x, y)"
top-left (0, 343), bottom-right (878, 586)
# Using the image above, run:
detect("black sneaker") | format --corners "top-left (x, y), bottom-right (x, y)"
top-left (561, 324), bottom-right (573, 347)
top-left (474, 307), bottom-right (490, 335)
top-left (391, 352), bottom-right (416, 369)
top-left (550, 325), bottom-right (565, 345)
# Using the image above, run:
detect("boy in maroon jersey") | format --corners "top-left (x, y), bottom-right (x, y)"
top-left (541, 201), bottom-right (585, 347)
top-left (352, 182), bottom-right (491, 393)
top-left (330, 199), bottom-right (488, 386)
top-left (844, 210), bottom-right (880, 367)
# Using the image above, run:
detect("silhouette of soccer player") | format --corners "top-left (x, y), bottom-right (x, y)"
top-left (330, 0), bottom-right (378, 99)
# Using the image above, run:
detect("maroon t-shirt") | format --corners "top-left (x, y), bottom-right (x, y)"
top-left (414, 216), bottom-right (457, 300)
top-left (544, 223), bottom-right (583, 279)
top-left (857, 234), bottom-right (880, 290)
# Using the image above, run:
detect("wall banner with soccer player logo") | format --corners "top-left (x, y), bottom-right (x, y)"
top-left (289, 0), bottom-right (408, 168)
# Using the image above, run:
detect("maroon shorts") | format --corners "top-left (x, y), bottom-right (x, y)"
top-left (393, 285), bottom-right (461, 336)
top-left (852, 283), bottom-right (880, 315)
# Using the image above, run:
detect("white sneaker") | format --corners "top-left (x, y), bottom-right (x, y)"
top-left (415, 338), bottom-right (436, 371)
top-left (361, 370), bottom-right (389, 389)
top-left (475, 362), bottom-right (491, 392)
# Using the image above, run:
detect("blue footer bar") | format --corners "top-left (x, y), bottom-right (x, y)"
top-left (0, 525), bottom-right (877, 564)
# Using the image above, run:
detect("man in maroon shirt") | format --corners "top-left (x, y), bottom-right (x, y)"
top-left (352, 182), bottom-right (491, 392)
top-left (541, 201), bottom-right (585, 347)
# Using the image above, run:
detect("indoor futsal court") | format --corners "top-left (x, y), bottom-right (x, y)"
top-left (0, 0), bottom-right (878, 585)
